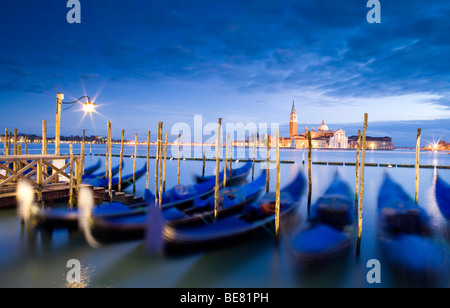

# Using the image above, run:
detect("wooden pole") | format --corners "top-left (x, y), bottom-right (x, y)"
top-left (158, 129), bottom-right (163, 204)
top-left (302, 144), bottom-right (305, 165)
top-left (13, 129), bottom-right (18, 179)
top-left (13, 129), bottom-right (17, 154)
top-left (229, 142), bottom-right (233, 181)
top-left (266, 134), bottom-right (270, 193)
top-left (307, 131), bottom-right (312, 210)
top-left (275, 130), bottom-right (281, 241)
top-left (69, 144), bottom-right (74, 208)
top-left (356, 113), bottom-right (368, 256)
top-left (24, 135), bottom-right (28, 155)
top-left (81, 130), bottom-right (85, 175)
top-left (42, 120), bottom-right (47, 155)
top-left (55, 92), bottom-right (63, 156)
top-left (415, 128), bottom-right (421, 204)
top-left (7, 132), bottom-right (11, 155)
top-left (133, 133), bottom-right (138, 195)
top-left (146, 131), bottom-right (150, 190)
top-left (75, 156), bottom-right (80, 195)
top-left (105, 123), bottom-right (111, 177)
top-left (107, 121), bottom-right (112, 202)
top-left (223, 134), bottom-right (229, 187)
top-left (3, 128), bottom-right (7, 155)
top-left (18, 145), bottom-right (22, 170)
top-left (177, 133), bottom-right (181, 185)
top-left (252, 140), bottom-right (256, 181)
top-left (355, 130), bottom-right (361, 201)
top-left (118, 129), bottom-right (125, 192)
top-left (163, 132), bottom-right (168, 192)
top-left (214, 118), bottom-right (222, 220)
top-left (202, 149), bottom-right (206, 178)
top-left (154, 123), bottom-right (161, 203)
top-left (163, 133), bottom-right (169, 192)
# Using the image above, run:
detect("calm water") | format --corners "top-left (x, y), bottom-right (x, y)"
top-left (1, 143), bottom-right (450, 288)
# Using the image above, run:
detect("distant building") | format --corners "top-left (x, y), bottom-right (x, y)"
top-left (348, 136), bottom-right (394, 150)
top-left (289, 102), bottom-right (297, 138)
top-left (282, 102), bottom-right (348, 149)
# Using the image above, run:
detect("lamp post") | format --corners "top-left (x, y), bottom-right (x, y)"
top-left (54, 92), bottom-right (95, 183)
top-left (55, 92), bottom-right (95, 155)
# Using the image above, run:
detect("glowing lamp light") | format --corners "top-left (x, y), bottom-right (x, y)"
top-left (83, 101), bottom-right (96, 114)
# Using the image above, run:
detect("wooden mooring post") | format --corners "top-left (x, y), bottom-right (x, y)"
top-left (69, 144), bottom-right (74, 208)
top-left (3, 128), bottom-right (7, 155)
top-left (356, 113), bottom-right (368, 256)
top-left (146, 131), bottom-right (150, 190)
top-left (133, 133), bottom-right (138, 194)
top-left (275, 130), bottom-right (281, 241)
top-left (266, 134), bottom-right (270, 193)
top-left (106, 121), bottom-right (113, 202)
top-left (155, 122), bottom-right (162, 204)
top-left (214, 118), bottom-right (222, 221)
top-left (223, 134), bottom-right (229, 187)
top-left (355, 130), bottom-right (361, 201)
top-left (202, 149), bottom-right (206, 178)
top-left (162, 132), bottom-right (168, 192)
top-left (118, 129), bottom-right (125, 192)
top-left (307, 131), bottom-right (312, 211)
top-left (252, 141), bottom-right (256, 181)
top-left (415, 128), bottom-right (421, 204)
top-left (177, 133), bottom-right (181, 185)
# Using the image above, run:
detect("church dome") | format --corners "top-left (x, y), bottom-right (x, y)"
top-left (318, 120), bottom-right (328, 131)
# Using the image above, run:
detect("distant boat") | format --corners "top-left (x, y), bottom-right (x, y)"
top-left (83, 159), bottom-right (101, 175)
top-left (86, 162), bottom-right (146, 191)
top-left (195, 161), bottom-right (252, 185)
top-left (82, 161), bottom-right (124, 181)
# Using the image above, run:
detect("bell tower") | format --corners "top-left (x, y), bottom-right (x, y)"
top-left (290, 101), bottom-right (298, 138)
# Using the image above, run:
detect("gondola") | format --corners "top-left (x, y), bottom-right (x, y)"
top-left (156, 170), bottom-right (306, 255)
top-left (195, 161), bottom-right (252, 185)
top-left (32, 167), bottom-right (222, 230)
top-left (82, 161), bottom-right (123, 181)
top-left (435, 176), bottom-right (450, 219)
top-left (289, 172), bottom-right (355, 264)
top-left (87, 170), bottom-right (267, 242)
top-left (34, 167), bottom-right (239, 229)
top-left (83, 159), bottom-right (102, 175)
top-left (84, 162), bottom-right (142, 190)
top-left (377, 174), bottom-right (447, 275)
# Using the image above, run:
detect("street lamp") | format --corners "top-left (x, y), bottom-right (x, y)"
top-left (55, 92), bottom-right (96, 155)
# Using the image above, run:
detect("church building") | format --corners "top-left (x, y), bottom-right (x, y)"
top-left (280, 101), bottom-right (349, 149)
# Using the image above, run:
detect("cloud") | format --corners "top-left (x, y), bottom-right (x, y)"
top-left (1, 0), bottom-right (449, 134)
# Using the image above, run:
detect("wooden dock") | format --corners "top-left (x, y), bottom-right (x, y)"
top-left (0, 155), bottom-right (143, 209)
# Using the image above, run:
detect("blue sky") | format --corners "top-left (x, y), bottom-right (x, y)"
top-left (0, 0), bottom-right (449, 147)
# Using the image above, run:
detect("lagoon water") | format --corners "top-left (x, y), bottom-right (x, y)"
top-left (1, 143), bottom-right (450, 288)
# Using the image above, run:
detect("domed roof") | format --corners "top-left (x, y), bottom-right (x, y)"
top-left (318, 120), bottom-right (328, 132)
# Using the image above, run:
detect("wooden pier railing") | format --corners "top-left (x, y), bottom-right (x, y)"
top-left (0, 155), bottom-right (81, 195)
